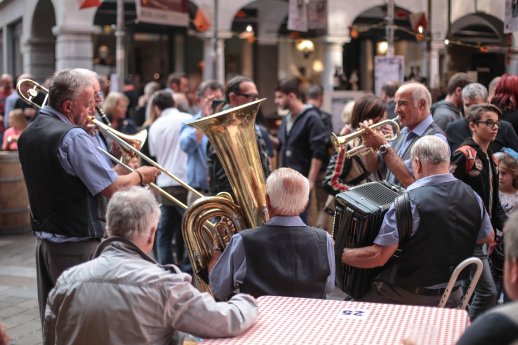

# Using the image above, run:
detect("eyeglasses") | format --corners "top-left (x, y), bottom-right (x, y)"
top-left (476, 119), bottom-right (500, 129)
top-left (235, 93), bottom-right (259, 101)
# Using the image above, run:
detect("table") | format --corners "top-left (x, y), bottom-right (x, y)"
top-left (201, 296), bottom-right (470, 345)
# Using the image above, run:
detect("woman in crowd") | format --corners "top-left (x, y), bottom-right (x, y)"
top-left (317, 95), bottom-right (387, 232)
top-left (491, 74), bottom-right (518, 135)
top-left (2, 109), bottom-right (28, 151)
top-left (498, 153), bottom-right (518, 216)
top-left (103, 92), bottom-right (137, 135)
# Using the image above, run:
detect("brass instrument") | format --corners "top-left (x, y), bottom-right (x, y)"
top-left (17, 79), bottom-right (268, 293)
top-left (183, 99), bottom-right (269, 292)
top-left (331, 117), bottom-right (400, 158)
top-left (16, 78), bottom-right (147, 163)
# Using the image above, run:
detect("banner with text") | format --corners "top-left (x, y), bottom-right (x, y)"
top-left (135, 0), bottom-right (188, 27)
top-left (374, 56), bottom-right (404, 97)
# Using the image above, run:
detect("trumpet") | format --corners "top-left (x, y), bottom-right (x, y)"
top-left (330, 117), bottom-right (400, 158)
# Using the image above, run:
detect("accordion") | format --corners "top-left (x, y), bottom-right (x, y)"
top-left (333, 181), bottom-right (404, 299)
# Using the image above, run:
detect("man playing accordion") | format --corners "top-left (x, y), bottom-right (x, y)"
top-left (342, 136), bottom-right (494, 307)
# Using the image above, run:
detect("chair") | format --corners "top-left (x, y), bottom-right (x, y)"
top-left (438, 257), bottom-right (483, 308)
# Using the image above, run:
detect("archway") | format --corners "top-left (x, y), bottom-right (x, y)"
top-left (347, 5), bottom-right (420, 92)
top-left (27, 0), bottom-right (56, 81)
top-left (447, 12), bottom-right (507, 87)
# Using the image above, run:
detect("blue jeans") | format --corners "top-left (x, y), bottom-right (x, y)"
top-left (469, 245), bottom-right (498, 320)
top-left (154, 186), bottom-right (188, 265)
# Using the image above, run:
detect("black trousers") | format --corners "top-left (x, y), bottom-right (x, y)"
top-left (36, 238), bottom-right (100, 326)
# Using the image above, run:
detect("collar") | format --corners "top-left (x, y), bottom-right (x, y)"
top-left (266, 216), bottom-right (306, 227)
top-left (407, 173), bottom-right (456, 191)
top-left (404, 114), bottom-right (434, 137)
top-left (41, 105), bottom-right (73, 125)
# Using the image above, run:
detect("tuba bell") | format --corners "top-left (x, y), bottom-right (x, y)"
top-left (182, 99), bottom-right (269, 293)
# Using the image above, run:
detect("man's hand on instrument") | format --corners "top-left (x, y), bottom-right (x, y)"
top-left (359, 120), bottom-right (387, 151)
top-left (136, 166), bottom-right (160, 185)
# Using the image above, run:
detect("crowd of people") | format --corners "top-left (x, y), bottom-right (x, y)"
top-left (1, 67), bottom-right (518, 344)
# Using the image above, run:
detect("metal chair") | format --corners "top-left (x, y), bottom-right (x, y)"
top-left (438, 257), bottom-right (483, 309)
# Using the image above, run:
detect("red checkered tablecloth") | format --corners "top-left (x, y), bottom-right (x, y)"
top-left (201, 296), bottom-right (470, 345)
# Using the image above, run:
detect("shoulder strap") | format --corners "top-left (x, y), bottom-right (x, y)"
top-left (456, 145), bottom-right (478, 172)
top-left (394, 193), bottom-right (412, 244)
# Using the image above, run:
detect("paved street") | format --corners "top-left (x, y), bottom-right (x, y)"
top-left (0, 230), bottom-right (41, 345)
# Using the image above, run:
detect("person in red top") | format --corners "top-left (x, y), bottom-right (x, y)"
top-left (2, 109), bottom-right (28, 151)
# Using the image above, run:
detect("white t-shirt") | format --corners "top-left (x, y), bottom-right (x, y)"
top-left (149, 108), bottom-right (193, 187)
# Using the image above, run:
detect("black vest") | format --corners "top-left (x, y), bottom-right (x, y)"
top-left (396, 180), bottom-right (480, 287)
top-left (240, 225), bottom-right (330, 299)
top-left (386, 122), bottom-right (444, 185)
top-left (18, 113), bottom-right (104, 238)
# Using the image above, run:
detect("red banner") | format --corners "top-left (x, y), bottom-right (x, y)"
top-left (79, 0), bottom-right (101, 10)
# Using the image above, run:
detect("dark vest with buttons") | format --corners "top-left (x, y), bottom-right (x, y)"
top-left (239, 225), bottom-right (330, 298)
top-left (17, 113), bottom-right (104, 238)
top-left (395, 179), bottom-right (480, 287)
top-left (386, 122), bottom-right (444, 185)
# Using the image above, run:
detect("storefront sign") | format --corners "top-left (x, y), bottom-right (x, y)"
top-left (135, 0), bottom-right (188, 27)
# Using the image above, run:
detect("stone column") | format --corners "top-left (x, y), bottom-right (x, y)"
top-left (52, 24), bottom-right (99, 70)
top-left (202, 31), bottom-right (231, 84)
top-left (429, 40), bottom-right (443, 90)
top-left (22, 37), bottom-right (55, 82)
top-left (322, 36), bottom-right (348, 94)
top-left (257, 33), bottom-right (278, 115)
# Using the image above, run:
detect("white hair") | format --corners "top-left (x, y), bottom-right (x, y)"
top-left (106, 187), bottom-right (160, 241)
top-left (400, 82), bottom-right (432, 114)
top-left (266, 168), bottom-right (309, 215)
top-left (411, 136), bottom-right (450, 166)
top-left (462, 83), bottom-right (488, 101)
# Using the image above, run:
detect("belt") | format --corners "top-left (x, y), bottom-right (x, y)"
top-left (402, 284), bottom-right (461, 296)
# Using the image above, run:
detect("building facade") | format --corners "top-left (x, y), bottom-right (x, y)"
top-left (0, 0), bottom-right (515, 116)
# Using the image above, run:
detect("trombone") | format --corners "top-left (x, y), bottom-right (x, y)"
top-left (16, 79), bottom-right (206, 208)
top-left (330, 117), bottom-right (400, 158)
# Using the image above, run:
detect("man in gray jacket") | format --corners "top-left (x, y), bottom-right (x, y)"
top-left (44, 187), bottom-right (257, 345)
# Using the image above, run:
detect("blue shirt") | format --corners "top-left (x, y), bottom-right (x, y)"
top-left (374, 173), bottom-right (492, 246)
top-left (209, 216), bottom-right (336, 301)
top-left (179, 112), bottom-right (209, 191)
top-left (37, 106), bottom-right (117, 242)
top-left (385, 115), bottom-right (448, 185)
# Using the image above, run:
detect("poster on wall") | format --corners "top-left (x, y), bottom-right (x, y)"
top-left (135, 0), bottom-right (189, 27)
top-left (374, 56), bottom-right (405, 97)
top-left (504, 0), bottom-right (518, 33)
top-left (288, 0), bottom-right (308, 32)
top-left (308, 0), bottom-right (327, 30)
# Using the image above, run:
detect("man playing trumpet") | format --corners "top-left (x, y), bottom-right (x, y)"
top-left (361, 82), bottom-right (446, 188)
top-left (17, 68), bottom-right (160, 325)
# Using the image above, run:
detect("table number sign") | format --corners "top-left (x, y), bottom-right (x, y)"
top-left (338, 308), bottom-right (370, 320)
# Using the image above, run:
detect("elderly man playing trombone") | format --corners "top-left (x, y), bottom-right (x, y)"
top-left (361, 82), bottom-right (446, 188)
top-left (17, 68), bottom-right (159, 325)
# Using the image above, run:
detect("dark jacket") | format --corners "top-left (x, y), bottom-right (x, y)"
top-left (432, 100), bottom-right (461, 130)
top-left (451, 137), bottom-right (508, 230)
top-left (445, 119), bottom-right (518, 153)
top-left (279, 107), bottom-right (329, 177)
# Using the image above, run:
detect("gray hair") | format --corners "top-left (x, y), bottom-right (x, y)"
top-left (505, 212), bottom-right (518, 259)
top-left (106, 187), bottom-right (160, 240)
top-left (196, 80), bottom-right (223, 98)
top-left (48, 69), bottom-right (94, 109)
top-left (266, 168), bottom-right (309, 215)
top-left (462, 83), bottom-right (488, 101)
top-left (410, 136), bottom-right (450, 166)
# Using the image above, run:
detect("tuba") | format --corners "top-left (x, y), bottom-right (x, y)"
top-left (182, 99), bottom-right (269, 292)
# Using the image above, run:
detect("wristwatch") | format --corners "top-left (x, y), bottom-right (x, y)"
top-left (378, 144), bottom-right (390, 155)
